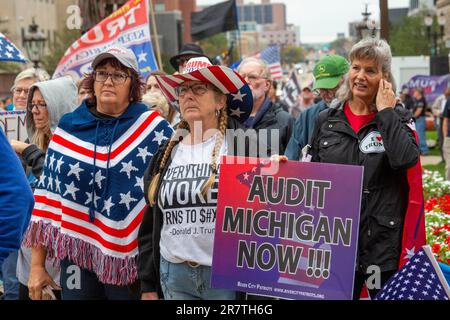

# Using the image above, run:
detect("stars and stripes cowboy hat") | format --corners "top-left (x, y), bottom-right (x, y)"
top-left (155, 57), bottom-right (253, 122)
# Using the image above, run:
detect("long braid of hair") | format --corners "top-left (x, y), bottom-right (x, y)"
top-left (201, 108), bottom-right (228, 198)
top-left (147, 120), bottom-right (190, 206)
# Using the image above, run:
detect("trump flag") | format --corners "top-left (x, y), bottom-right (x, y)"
top-left (53, 0), bottom-right (158, 80)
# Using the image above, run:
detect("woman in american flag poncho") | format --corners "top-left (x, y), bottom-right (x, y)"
top-left (26, 46), bottom-right (173, 300)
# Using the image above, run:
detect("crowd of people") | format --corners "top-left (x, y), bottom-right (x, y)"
top-left (0, 36), bottom-right (446, 301)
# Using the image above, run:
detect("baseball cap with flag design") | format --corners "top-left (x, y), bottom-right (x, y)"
top-left (313, 55), bottom-right (349, 90)
top-left (155, 57), bottom-right (253, 122)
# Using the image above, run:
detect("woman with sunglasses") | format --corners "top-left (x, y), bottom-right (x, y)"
top-left (26, 46), bottom-right (173, 300)
top-left (10, 76), bottom-right (78, 300)
top-left (138, 57), bottom-right (261, 300)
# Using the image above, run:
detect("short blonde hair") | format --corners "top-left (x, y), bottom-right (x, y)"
top-left (12, 68), bottom-right (50, 90)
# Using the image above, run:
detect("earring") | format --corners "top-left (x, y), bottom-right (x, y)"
top-left (215, 109), bottom-right (220, 117)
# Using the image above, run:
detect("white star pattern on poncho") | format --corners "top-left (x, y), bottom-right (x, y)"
top-left (120, 160), bottom-right (138, 179)
top-left (135, 176), bottom-right (144, 192)
top-left (85, 192), bottom-right (100, 207)
top-left (137, 146), bottom-right (152, 163)
top-left (68, 162), bottom-right (84, 181)
top-left (119, 191), bottom-right (137, 210)
top-left (47, 174), bottom-right (54, 191)
top-left (63, 181), bottom-right (79, 200)
top-left (55, 156), bottom-right (64, 174)
top-left (102, 196), bottom-right (114, 216)
top-left (55, 176), bottom-right (61, 193)
top-left (89, 170), bottom-right (106, 189)
top-left (48, 154), bottom-right (56, 170)
top-left (152, 130), bottom-right (167, 145)
top-left (38, 173), bottom-right (46, 187)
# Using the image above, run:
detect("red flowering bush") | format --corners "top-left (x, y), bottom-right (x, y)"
top-left (424, 171), bottom-right (450, 264)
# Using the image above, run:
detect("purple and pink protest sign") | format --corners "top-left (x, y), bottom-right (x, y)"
top-left (211, 157), bottom-right (363, 300)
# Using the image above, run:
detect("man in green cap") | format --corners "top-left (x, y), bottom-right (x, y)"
top-left (285, 54), bottom-right (349, 160)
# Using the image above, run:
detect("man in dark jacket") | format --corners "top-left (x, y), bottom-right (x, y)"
top-left (237, 57), bottom-right (294, 155)
top-left (285, 54), bottom-right (349, 160)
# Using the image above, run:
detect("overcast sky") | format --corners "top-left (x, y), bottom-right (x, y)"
top-left (197, 0), bottom-right (411, 43)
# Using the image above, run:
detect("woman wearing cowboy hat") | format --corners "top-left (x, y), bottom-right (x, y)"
top-left (137, 57), bottom-right (263, 300)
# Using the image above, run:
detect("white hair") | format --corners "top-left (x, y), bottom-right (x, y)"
top-left (237, 57), bottom-right (271, 80)
top-left (12, 68), bottom-right (50, 89)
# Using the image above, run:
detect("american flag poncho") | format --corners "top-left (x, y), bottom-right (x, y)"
top-left (24, 101), bottom-right (173, 285)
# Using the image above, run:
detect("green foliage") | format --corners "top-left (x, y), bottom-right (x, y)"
top-left (0, 61), bottom-right (23, 73)
top-left (390, 11), bottom-right (449, 57)
top-left (41, 29), bottom-right (81, 75)
top-left (329, 38), bottom-right (354, 58)
top-left (161, 53), bottom-right (175, 74)
top-left (280, 45), bottom-right (304, 65)
top-left (199, 33), bottom-right (229, 59)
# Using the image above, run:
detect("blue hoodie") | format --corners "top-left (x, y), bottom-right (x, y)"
top-left (0, 128), bottom-right (34, 265)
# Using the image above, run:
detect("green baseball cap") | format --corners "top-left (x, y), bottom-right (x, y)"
top-left (313, 55), bottom-right (349, 90)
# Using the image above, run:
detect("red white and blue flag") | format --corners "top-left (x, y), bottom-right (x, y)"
top-left (376, 246), bottom-right (450, 300)
top-left (53, 0), bottom-right (158, 80)
top-left (255, 45), bottom-right (283, 80)
top-left (0, 32), bottom-right (27, 63)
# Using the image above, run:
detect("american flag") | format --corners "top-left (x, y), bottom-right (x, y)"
top-left (0, 33), bottom-right (27, 63)
top-left (376, 246), bottom-right (450, 300)
top-left (255, 45), bottom-right (283, 80)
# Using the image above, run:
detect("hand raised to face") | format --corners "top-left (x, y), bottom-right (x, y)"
top-left (375, 79), bottom-right (396, 112)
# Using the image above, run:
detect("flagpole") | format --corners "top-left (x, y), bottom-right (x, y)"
top-left (234, 0), bottom-right (242, 61)
top-left (148, 0), bottom-right (163, 70)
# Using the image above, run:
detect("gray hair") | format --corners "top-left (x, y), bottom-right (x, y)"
top-left (336, 37), bottom-right (396, 102)
top-left (237, 57), bottom-right (271, 80)
top-left (12, 68), bottom-right (50, 89)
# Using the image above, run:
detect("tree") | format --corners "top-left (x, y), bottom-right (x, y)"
top-left (390, 11), bottom-right (449, 57)
top-left (329, 38), bottom-right (354, 58)
top-left (199, 33), bottom-right (238, 66)
top-left (280, 45), bottom-right (304, 65)
top-left (41, 29), bottom-right (81, 76)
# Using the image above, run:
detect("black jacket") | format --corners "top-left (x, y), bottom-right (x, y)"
top-left (22, 144), bottom-right (46, 181)
top-left (137, 117), bottom-right (267, 294)
top-left (250, 99), bottom-right (294, 155)
top-left (310, 102), bottom-right (420, 273)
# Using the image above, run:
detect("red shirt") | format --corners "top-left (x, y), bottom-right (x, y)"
top-left (343, 102), bottom-right (376, 133)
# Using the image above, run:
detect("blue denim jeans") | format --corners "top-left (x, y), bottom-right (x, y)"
top-left (415, 116), bottom-right (429, 154)
top-left (59, 259), bottom-right (138, 300)
top-left (160, 256), bottom-right (236, 300)
top-left (0, 251), bottom-right (19, 300)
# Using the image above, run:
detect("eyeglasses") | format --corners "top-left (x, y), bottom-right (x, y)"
top-left (12, 87), bottom-right (30, 96)
top-left (27, 102), bottom-right (47, 112)
top-left (94, 70), bottom-right (129, 84)
top-left (239, 73), bottom-right (268, 83)
top-left (176, 83), bottom-right (210, 98)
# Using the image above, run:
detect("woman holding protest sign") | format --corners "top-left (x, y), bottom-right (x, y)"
top-left (309, 38), bottom-right (421, 299)
top-left (11, 76), bottom-right (78, 300)
top-left (25, 46), bottom-right (173, 300)
top-left (137, 57), bottom-right (262, 300)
